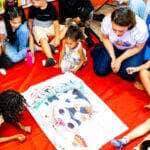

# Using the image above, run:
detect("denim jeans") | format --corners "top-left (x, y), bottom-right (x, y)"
top-left (4, 22), bottom-right (29, 63)
top-left (92, 44), bottom-right (145, 81)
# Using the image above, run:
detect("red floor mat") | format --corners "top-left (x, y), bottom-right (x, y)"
top-left (0, 45), bottom-right (150, 150)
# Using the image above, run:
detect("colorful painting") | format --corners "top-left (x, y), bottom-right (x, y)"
top-left (23, 73), bottom-right (128, 150)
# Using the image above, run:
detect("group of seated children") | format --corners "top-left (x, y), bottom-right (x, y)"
top-left (0, 0), bottom-right (87, 74)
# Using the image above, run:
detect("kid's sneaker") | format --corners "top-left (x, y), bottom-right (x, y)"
top-left (0, 68), bottom-right (6, 76)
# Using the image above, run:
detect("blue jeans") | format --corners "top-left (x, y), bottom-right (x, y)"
top-left (4, 23), bottom-right (29, 63)
top-left (92, 44), bottom-right (145, 81)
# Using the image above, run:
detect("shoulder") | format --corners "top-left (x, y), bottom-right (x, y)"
top-left (102, 15), bottom-right (111, 25)
top-left (101, 15), bottom-right (112, 34)
top-left (17, 23), bottom-right (29, 33)
top-left (132, 16), bottom-right (148, 33)
top-left (131, 16), bottom-right (149, 42)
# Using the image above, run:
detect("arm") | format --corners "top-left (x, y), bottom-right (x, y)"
top-left (58, 39), bottom-right (65, 67)
top-left (17, 122), bottom-right (31, 133)
top-left (53, 20), bottom-right (60, 47)
top-left (137, 60), bottom-right (150, 70)
top-left (71, 47), bottom-right (86, 72)
top-left (0, 134), bottom-right (26, 143)
top-left (112, 43), bottom-right (145, 73)
top-left (101, 34), bottom-right (116, 61)
top-left (127, 60), bottom-right (150, 74)
top-left (117, 43), bottom-right (145, 62)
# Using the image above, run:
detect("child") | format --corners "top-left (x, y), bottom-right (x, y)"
top-left (57, 25), bottom-right (87, 73)
top-left (126, 55), bottom-right (150, 103)
top-left (126, 3), bottom-right (150, 106)
top-left (0, 1), bottom-right (8, 76)
top-left (3, 5), bottom-right (29, 64)
top-left (111, 118), bottom-right (150, 150)
top-left (28, 0), bottom-right (67, 67)
top-left (0, 89), bottom-right (31, 143)
top-left (116, 0), bottom-right (146, 19)
top-left (0, 14), bottom-right (7, 75)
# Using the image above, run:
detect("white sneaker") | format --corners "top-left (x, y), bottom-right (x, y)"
top-left (0, 68), bottom-right (7, 75)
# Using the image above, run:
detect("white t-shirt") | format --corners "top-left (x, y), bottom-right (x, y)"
top-left (101, 15), bottom-right (149, 50)
top-left (0, 20), bottom-right (7, 36)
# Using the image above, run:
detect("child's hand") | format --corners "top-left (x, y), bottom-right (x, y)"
top-left (126, 67), bottom-right (139, 74)
top-left (22, 126), bottom-right (31, 133)
top-left (70, 68), bottom-right (77, 73)
top-left (15, 134), bottom-right (26, 142)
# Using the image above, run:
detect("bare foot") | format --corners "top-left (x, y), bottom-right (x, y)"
top-left (134, 81), bottom-right (144, 91)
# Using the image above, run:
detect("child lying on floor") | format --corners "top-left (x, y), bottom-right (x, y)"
top-left (0, 90), bottom-right (31, 143)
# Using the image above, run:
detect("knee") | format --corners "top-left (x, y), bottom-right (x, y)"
top-left (94, 65), bottom-right (110, 76)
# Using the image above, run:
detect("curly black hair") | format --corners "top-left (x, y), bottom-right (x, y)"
top-left (0, 90), bottom-right (26, 123)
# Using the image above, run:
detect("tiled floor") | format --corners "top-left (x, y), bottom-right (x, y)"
top-left (90, 3), bottom-right (117, 40)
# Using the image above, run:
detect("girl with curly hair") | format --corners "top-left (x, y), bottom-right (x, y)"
top-left (0, 90), bottom-right (31, 143)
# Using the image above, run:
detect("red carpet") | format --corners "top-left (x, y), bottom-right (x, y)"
top-left (0, 44), bottom-right (150, 150)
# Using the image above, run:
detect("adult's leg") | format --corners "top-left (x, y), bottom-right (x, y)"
top-left (118, 50), bottom-right (144, 81)
top-left (91, 44), bottom-right (112, 75)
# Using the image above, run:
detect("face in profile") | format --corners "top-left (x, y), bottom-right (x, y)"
top-left (10, 16), bottom-right (22, 30)
top-left (112, 22), bottom-right (128, 37)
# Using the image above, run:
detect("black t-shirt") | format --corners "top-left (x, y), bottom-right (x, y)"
top-left (29, 2), bottom-right (58, 21)
top-left (59, 0), bottom-right (93, 22)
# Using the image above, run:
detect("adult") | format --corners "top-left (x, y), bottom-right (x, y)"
top-left (92, 7), bottom-right (149, 80)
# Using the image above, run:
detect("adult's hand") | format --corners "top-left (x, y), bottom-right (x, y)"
top-left (111, 58), bottom-right (122, 73)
